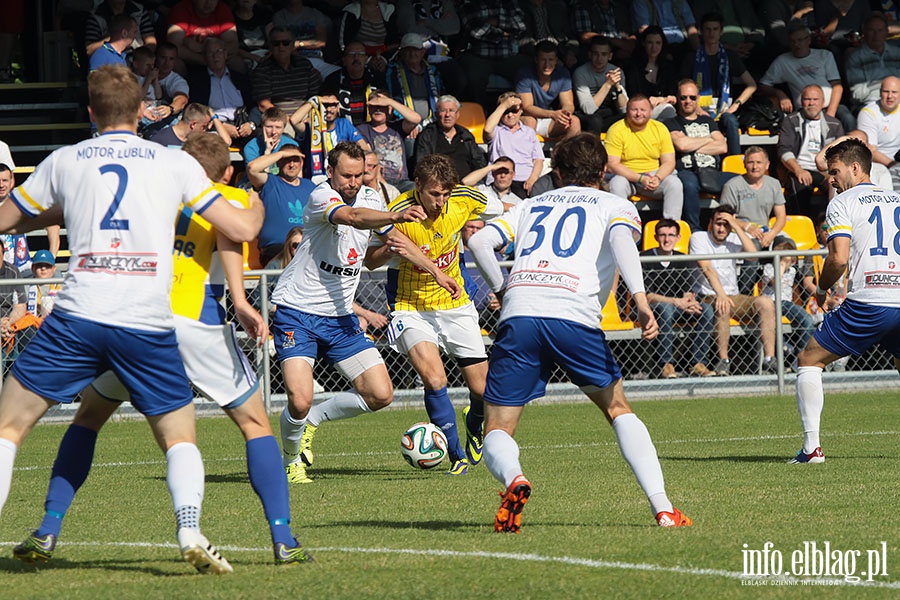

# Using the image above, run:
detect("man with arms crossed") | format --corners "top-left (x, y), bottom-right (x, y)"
top-left (275, 142), bottom-right (460, 484)
top-left (364, 154), bottom-right (504, 476)
top-left (791, 139), bottom-right (900, 464)
top-left (0, 65), bottom-right (262, 573)
top-left (13, 134), bottom-right (313, 566)
top-left (468, 133), bottom-right (692, 532)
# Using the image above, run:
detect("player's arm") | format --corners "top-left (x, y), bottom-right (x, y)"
top-left (468, 221), bottom-right (510, 294)
top-left (200, 189), bottom-right (265, 243)
top-left (218, 230), bottom-right (268, 345)
top-left (330, 203), bottom-right (426, 231)
top-left (609, 225), bottom-right (658, 340)
top-left (374, 227), bottom-right (463, 299)
top-left (0, 201), bottom-right (64, 235)
top-left (816, 235), bottom-right (849, 303)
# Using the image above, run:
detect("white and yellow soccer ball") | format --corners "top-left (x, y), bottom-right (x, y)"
top-left (400, 422), bottom-right (448, 469)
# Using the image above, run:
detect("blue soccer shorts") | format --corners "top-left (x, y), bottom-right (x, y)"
top-left (272, 305), bottom-right (376, 364)
top-left (814, 298), bottom-right (900, 358)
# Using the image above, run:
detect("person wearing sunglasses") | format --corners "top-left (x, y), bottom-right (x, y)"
top-left (251, 27), bottom-right (322, 118)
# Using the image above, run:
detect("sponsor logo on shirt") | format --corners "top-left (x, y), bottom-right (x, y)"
top-left (319, 260), bottom-right (360, 276)
top-left (507, 268), bottom-right (580, 292)
top-left (413, 246), bottom-right (456, 272)
top-left (865, 271), bottom-right (900, 286)
top-left (75, 253), bottom-right (158, 275)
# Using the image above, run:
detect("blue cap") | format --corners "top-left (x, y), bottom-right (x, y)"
top-left (32, 250), bottom-right (55, 266)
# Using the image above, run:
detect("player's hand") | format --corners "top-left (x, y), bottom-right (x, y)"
top-left (434, 271), bottom-right (462, 300)
top-left (397, 205), bottom-right (427, 222)
top-left (365, 310), bottom-right (389, 329)
top-left (487, 292), bottom-right (501, 311)
top-left (234, 301), bottom-right (269, 345)
top-left (636, 305), bottom-right (659, 340)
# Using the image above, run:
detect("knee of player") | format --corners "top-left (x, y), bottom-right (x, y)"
top-left (361, 385), bottom-right (393, 411)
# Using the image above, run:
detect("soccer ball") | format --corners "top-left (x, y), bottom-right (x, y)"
top-left (400, 422), bottom-right (448, 469)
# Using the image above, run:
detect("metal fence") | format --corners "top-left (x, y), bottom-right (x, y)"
top-left (2, 247), bottom-right (896, 416)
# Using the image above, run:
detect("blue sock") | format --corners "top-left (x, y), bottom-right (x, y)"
top-left (37, 424), bottom-right (98, 538)
top-left (466, 393), bottom-right (484, 436)
top-left (247, 436), bottom-right (294, 547)
top-left (424, 387), bottom-right (464, 462)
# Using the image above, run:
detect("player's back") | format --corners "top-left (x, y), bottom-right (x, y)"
top-left (12, 132), bottom-right (220, 331)
top-left (829, 182), bottom-right (900, 307)
top-left (493, 186), bottom-right (642, 329)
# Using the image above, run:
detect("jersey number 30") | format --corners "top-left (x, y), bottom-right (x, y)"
top-left (99, 164), bottom-right (130, 231)
top-left (520, 206), bottom-right (586, 258)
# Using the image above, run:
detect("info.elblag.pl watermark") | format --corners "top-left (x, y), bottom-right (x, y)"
top-left (741, 541), bottom-right (889, 585)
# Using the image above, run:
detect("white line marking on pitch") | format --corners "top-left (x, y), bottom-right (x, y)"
top-left (12, 430), bottom-right (899, 471)
top-left (2, 541), bottom-right (898, 589)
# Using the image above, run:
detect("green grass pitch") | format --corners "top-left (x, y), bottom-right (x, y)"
top-left (1, 392), bottom-right (898, 598)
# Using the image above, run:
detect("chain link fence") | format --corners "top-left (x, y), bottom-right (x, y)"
top-left (2, 247), bottom-right (896, 416)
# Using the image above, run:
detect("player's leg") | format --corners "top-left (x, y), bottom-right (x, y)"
top-left (793, 336), bottom-right (840, 463)
top-left (458, 357), bottom-right (488, 465)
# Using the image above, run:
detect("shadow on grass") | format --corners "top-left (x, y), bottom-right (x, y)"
top-left (661, 455), bottom-right (816, 463)
top-left (0, 556), bottom-right (193, 577)
top-left (310, 519), bottom-right (478, 532)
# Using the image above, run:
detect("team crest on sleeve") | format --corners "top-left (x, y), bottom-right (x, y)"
top-left (283, 331), bottom-right (296, 349)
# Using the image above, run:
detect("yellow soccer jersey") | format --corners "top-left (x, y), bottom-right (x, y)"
top-left (387, 185), bottom-right (500, 311)
top-left (171, 182), bottom-right (250, 324)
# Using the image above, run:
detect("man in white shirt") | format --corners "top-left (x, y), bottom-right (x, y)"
top-left (857, 76), bottom-right (900, 191)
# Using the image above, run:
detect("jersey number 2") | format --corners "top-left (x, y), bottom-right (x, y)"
top-left (520, 206), bottom-right (586, 258)
top-left (99, 164), bottom-right (130, 231)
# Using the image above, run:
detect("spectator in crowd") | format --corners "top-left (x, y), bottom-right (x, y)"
top-left (386, 33), bottom-right (444, 124)
top-left (89, 14), bottom-right (137, 72)
top-left (167, 0), bottom-right (244, 74)
top-left (573, 37), bottom-right (628, 135)
top-left (845, 14), bottom-right (900, 111)
top-left (690, 205), bottom-right (778, 375)
top-left (357, 92), bottom-right (422, 187)
top-left (569, 0), bottom-right (634, 60)
top-left (252, 27), bottom-right (323, 117)
top-left (482, 92), bottom-right (544, 198)
top-left (247, 144), bottom-right (316, 266)
top-left (0, 238), bottom-right (26, 375)
top-left (690, 0), bottom-right (766, 76)
top-left (758, 23), bottom-right (854, 133)
top-left (131, 46), bottom-right (162, 117)
top-left (151, 42), bottom-right (191, 123)
top-left (776, 84), bottom-right (843, 217)
top-left (631, 0), bottom-right (699, 60)
top-left (85, 0), bottom-right (157, 57)
top-left (150, 102), bottom-right (228, 147)
top-left (272, 0), bottom-right (329, 60)
top-left (25, 250), bottom-right (60, 318)
top-left (856, 76), bottom-right (900, 190)
top-left (815, 130), bottom-right (893, 191)
top-left (758, 237), bottom-right (814, 365)
top-left (337, 0), bottom-right (400, 66)
top-left (394, 0), bottom-right (464, 94)
top-left (0, 165), bottom-right (35, 275)
top-left (624, 25), bottom-right (678, 121)
top-left (683, 12), bottom-right (756, 156)
top-left (642, 219), bottom-right (716, 378)
top-left (232, 0), bottom-right (274, 69)
top-left (325, 42), bottom-right (387, 126)
top-left (456, 1), bottom-right (530, 106)
top-left (606, 95), bottom-right (683, 221)
top-left (363, 150), bottom-right (400, 205)
top-left (462, 157), bottom-right (523, 210)
top-left (810, 0), bottom-right (871, 55)
top-left (721, 146), bottom-right (788, 250)
top-left (516, 41), bottom-right (581, 142)
top-left (187, 37), bottom-right (255, 143)
top-left (290, 90), bottom-right (370, 179)
top-left (413, 95), bottom-right (486, 180)
top-left (665, 79), bottom-right (737, 232)
top-left (243, 107), bottom-right (295, 164)
top-left (0, 141), bottom-right (13, 170)
top-left (759, 0), bottom-right (815, 56)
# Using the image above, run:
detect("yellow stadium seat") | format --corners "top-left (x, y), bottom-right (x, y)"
top-left (721, 154), bottom-right (746, 175)
top-left (600, 288), bottom-right (634, 331)
top-left (642, 219), bottom-right (691, 253)
top-left (458, 102), bottom-right (486, 144)
top-left (770, 215), bottom-right (817, 250)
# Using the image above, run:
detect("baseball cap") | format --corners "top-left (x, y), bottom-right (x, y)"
top-left (32, 250), bottom-right (55, 266)
top-left (400, 33), bottom-right (426, 50)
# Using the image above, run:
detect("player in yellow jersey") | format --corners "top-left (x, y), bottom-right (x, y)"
top-left (13, 134), bottom-right (314, 569)
top-left (365, 155), bottom-right (504, 474)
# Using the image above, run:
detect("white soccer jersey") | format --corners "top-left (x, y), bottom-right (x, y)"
top-left (485, 186), bottom-right (642, 329)
top-left (826, 182), bottom-right (900, 307)
top-left (11, 131), bottom-right (220, 331)
top-left (272, 181), bottom-right (391, 316)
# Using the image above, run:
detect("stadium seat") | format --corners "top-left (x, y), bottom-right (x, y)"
top-left (600, 288), bottom-right (634, 331)
top-left (721, 155), bottom-right (746, 175)
top-left (245, 240), bottom-right (263, 271)
top-left (642, 219), bottom-right (691, 253)
top-left (458, 102), bottom-right (486, 144)
top-left (770, 215), bottom-right (817, 250)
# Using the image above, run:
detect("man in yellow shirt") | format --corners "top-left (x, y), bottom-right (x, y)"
top-left (606, 95), bottom-right (684, 221)
top-left (366, 155), bottom-right (504, 475)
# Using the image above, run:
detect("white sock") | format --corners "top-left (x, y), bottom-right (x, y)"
top-left (0, 437), bottom-right (17, 517)
top-left (279, 407), bottom-right (306, 464)
top-left (483, 429), bottom-right (522, 488)
top-left (612, 413), bottom-right (672, 516)
top-left (166, 442), bottom-right (204, 531)
top-left (796, 366), bottom-right (824, 453)
top-left (307, 390), bottom-right (371, 427)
